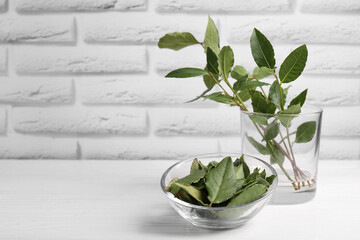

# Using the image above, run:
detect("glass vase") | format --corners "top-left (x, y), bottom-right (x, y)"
top-left (240, 106), bottom-right (323, 204)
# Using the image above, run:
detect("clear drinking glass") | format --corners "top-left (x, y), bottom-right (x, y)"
top-left (240, 106), bottom-right (323, 204)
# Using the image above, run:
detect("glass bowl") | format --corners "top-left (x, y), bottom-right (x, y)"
top-left (160, 153), bottom-right (278, 229)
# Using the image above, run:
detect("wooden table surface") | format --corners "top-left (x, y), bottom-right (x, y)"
top-left (0, 160), bottom-right (359, 240)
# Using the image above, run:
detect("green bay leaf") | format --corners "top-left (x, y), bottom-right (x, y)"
top-left (266, 141), bottom-right (285, 166)
top-left (263, 121), bottom-right (280, 141)
top-left (269, 80), bottom-right (286, 110)
top-left (250, 28), bottom-right (276, 69)
top-left (289, 89), bottom-right (308, 107)
top-left (277, 104), bottom-right (301, 127)
top-left (252, 66), bottom-right (274, 80)
top-left (204, 16), bottom-right (220, 55)
top-left (165, 68), bottom-right (207, 78)
top-left (202, 92), bottom-right (237, 105)
top-left (190, 158), bottom-right (200, 174)
top-left (295, 121), bottom-right (317, 143)
top-left (175, 183), bottom-right (208, 206)
top-left (266, 175), bottom-right (277, 185)
top-left (231, 65), bottom-right (248, 81)
top-left (238, 80), bottom-right (269, 91)
top-left (279, 44), bottom-right (308, 83)
top-left (228, 184), bottom-right (268, 206)
top-left (158, 32), bottom-right (200, 50)
top-left (248, 114), bottom-right (268, 126)
top-left (177, 169), bottom-right (206, 185)
top-left (206, 47), bottom-right (219, 76)
top-left (250, 91), bottom-right (276, 114)
top-left (238, 89), bottom-right (251, 102)
top-left (205, 156), bottom-right (237, 204)
top-left (246, 134), bottom-right (270, 155)
top-left (218, 46), bottom-right (234, 81)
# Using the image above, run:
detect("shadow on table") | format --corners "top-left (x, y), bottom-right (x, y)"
top-left (138, 206), bottom-right (229, 236)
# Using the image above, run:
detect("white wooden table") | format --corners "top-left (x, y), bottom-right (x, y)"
top-left (0, 160), bottom-right (359, 240)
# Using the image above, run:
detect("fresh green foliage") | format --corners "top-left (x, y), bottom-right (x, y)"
top-left (246, 134), bottom-right (270, 155)
top-left (250, 91), bottom-right (276, 114)
top-left (253, 67), bottom-right (274, 80)
top-left (204, 16), bottom-right (220, 55)
top-left (295, 121), bottom-right (317, 143)
top-left (277, 104), bottom-right (301, 127)
top-left (228, 184), bottom-right (268, 206)
top-left (267, 142), bottom-right (285, 166)
top-left (249, 114), bottom-right (268, 126)
top-left (289, 89), bottom-right (308, 107)
top-left (250, 28), bottom-right (276, 69)
top-left (205, 157), bottom-right (236, 204)
top-left (263, 121), bottom-right (280, 141)
top-left (174, 183), bottom-right (208, 205)
top-left (269, 80), bottom-right (286, 110)
top-left (279, 45), bottom-right (308, 83)
top-left (202, 92), bottom-right (237, 105)
top-left (177, 169), bottom-right (206, 185)
top-left (165, 155), bottom-right (276, 207)
top-left (206, 48), bottom-right (219, 76)
top-left (165, 68), bottom-right (207, 78)
top-left (158, 17), bottom-right (318, 190)
top-left (217, 46), bottom-right (234, 81)
top-left (231, 65), bottom-right (248, 80)
top-left (238, 81), bottom-right (269, 91)
top-left (158, 32), bottom-right (200, 50)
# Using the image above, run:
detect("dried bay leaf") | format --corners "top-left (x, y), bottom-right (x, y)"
top-left (228, 184), bottom-right (268, 206)
top-left (206, 157), bottom-right (237, 204)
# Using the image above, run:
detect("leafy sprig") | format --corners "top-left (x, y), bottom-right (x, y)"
top-left (158, 17), bottom-right (317, 190)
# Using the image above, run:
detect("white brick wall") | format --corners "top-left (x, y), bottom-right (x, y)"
top-left (0, 0), bottom-right (359, 160)
top-left (0, 17), bottom-right (74, 43)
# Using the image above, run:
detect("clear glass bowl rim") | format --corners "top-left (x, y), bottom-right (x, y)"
top-left (160, 153), bottom-right (278, 210)
top-left (240, 105), bottom-right (323, 117)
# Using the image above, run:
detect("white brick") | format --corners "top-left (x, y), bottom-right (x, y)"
top-left (13, 107), bottom-right (147, 135)
top-left (153, 108), bottom-right (241, 136)
top-left (0, 108), bottom-right (6, 134)
top-left (287, 77), bottom-right (360, 106)
top-left (157, 0), bottom-right (290, 12)
top-left (320, 138), bottom-right (360, 160)
top-left (16, 0), bottom-right (146, 12)
top-left (0, 78), bottom-right (72, 104)
top-left (305, 46), bottom-right (360, 75)
top-left (301, 0), bottom-right (360, 13)
top-left (228, 16), bottom-right (360, 44)
top-left (0, 0), bottom-right (6, 12)
top-left (16, 47), bottom-right (146, 74)
top-left (0, 137), bottom-right (77, 159)
top-left (0, 17), bottom-right (74, 43)
top-left (81, 137), bottom-right (219, 159)
top-left (83, 15), bottom-right (206, 44)
top-left (78, 76), bottom-right (215, 106)
top-left (0, 48), bottom-right (6, 74)
top-left (151, 46), bottom-right (204, 72)
top-left (322, 107), bottom-right (360, 137)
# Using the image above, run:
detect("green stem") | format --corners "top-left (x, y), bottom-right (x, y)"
top-left (250, 121), bottom-right (296, 188)
top-left (286, 126), bottom-right (299, 177)
top-left (209, 73), bottom-right (246, 110)
top-left (273, 73), bottom-right (284, 110)
top-left (266, 139), bottom-right (296, 188)
top-left (278, 131), bottom-right (296, 144)
top-left (223, 76), bottom-right (248, 111)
